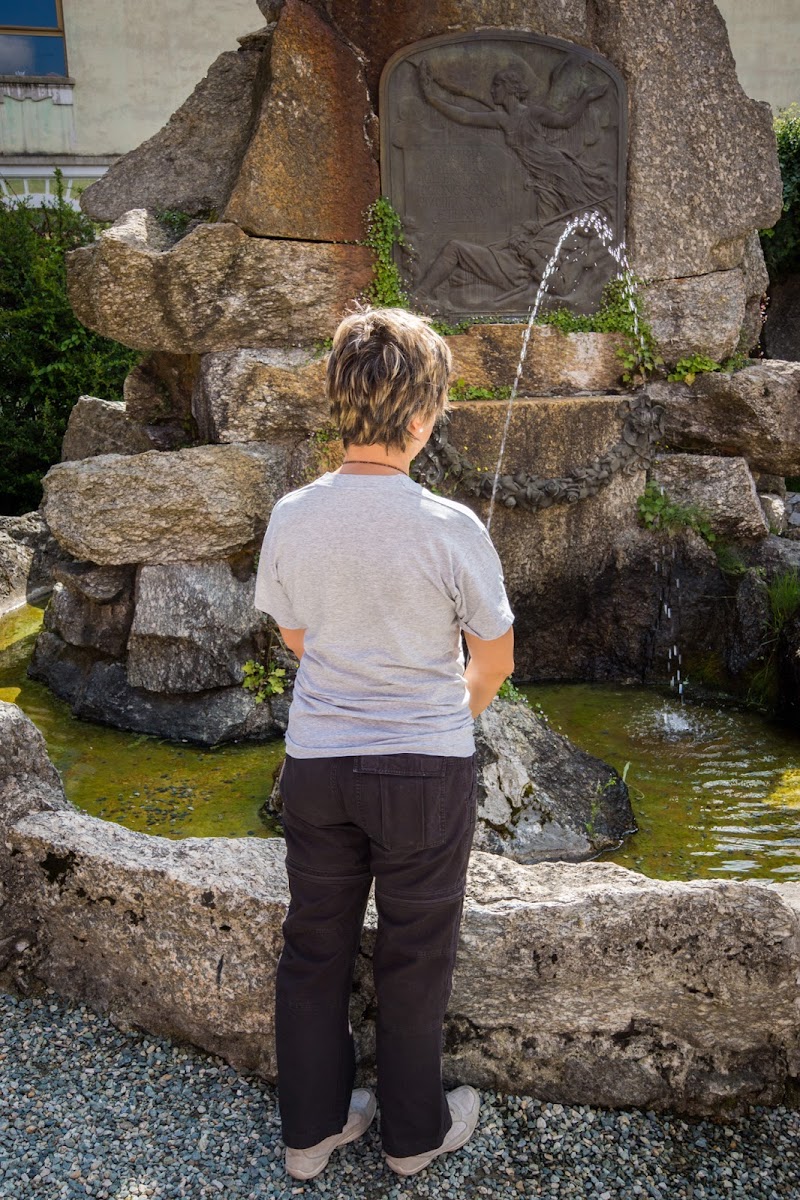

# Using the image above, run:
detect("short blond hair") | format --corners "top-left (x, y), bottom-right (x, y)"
top-left (327, 307), bottom-right (452, 451)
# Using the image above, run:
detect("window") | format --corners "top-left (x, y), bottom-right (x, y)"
top-left (0, 0), bottom-right (67, 78)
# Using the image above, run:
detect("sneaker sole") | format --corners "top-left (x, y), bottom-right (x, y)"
top-left (386, 1088), bottom-right (480, 1176)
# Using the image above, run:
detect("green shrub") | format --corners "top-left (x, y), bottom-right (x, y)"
top-left (0, 171), bottom-right (140, 514)
top-left (760, 103), bottom-right (800, 281)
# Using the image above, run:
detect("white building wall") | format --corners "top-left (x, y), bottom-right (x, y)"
top-left (715, 0), bottom-right (800, 110)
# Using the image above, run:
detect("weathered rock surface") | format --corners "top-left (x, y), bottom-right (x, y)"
top-left (656, 362), bottom-right (800, 477)
top-left (446, 326), bottom-right (625, 396)
top-left (652, 454), bottom-right (769, 542)
top-left (66, 211), bottom-right (372, 353)
top-left (473, 700), bottom-right (635, 862)
top-left (123, 353), bottom-right (199, 426)
top-left (643, 270), bottom-right (747, 364)
top-left (760, 494), bottom-right (787, 536)
top-left (61, 398), bottom-right (155, 462)
top-left (43, 565), bottom-right (135, 658)
top-left (41, 443), bottom-right (287, 566)
top-left (0, 701), bottom-right (75, 987)
top-left (193, 350), bottom-right (328, 444)
top-left (224, 0), bottom-right (379, 242)
top-left (740, 231), bottom-right (770, 354)
top-left (79, 48), bottom-right (268, 223)
top-left (763, 273), bottom-right (800, 362)
top-left (126, 562), bottom-right (269, 693)
top-left (3, 768), bottom-right (799, 1113)
top-left (26, 636), bottom-right (289, 746)
top-left (0, 512), bottom-right (68, 612)
top-left (0, 533), bottom-right (33, 614)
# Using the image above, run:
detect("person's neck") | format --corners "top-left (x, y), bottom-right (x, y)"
top-left (338, 443), bottom-right (413, 476)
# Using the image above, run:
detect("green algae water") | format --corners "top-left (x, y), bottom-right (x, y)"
top-left (1, 604), bottom-right (283, 840)
top-left (524, 683), bottom-right (800, 882)
top-left (5, 605), bottom-right (800, 879)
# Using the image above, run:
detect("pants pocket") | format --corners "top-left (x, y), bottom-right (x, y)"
top-left (353, 754), bottom-right (447, 852)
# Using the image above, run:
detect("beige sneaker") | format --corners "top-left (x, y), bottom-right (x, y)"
top-left (284, 1088), bottom-right (377, 1181)
top-left (384, 1085), bottom-right (481, 1176)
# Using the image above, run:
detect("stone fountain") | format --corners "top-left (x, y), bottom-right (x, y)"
top-left (4, 0), bottom-right (800, 1116)
top-left (24, 0), bottom-right (794, 744)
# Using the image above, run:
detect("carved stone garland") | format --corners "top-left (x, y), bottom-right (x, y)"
top-left (411, 392), bottom-right (665, 510)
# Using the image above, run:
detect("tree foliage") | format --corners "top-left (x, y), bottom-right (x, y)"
top-left (0, 172), bottom-right (139, 515)
top-left (760, 104), bottom-right (800, 283)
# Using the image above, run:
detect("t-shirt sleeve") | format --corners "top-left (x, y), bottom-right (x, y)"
top-left (453, 525), bottom-right (515, 639)
top-left (253, 516), bottom-right (304, 628)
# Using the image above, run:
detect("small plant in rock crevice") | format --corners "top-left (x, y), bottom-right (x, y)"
top-left (363, 197), bottom-right (408, 307)
top-left (636, 481), bottom-right (716, 545)
top-left (497, 677), bottom-right (528, 704)
top-left (449, 379), bottom-right (512, 403)
top-left (745, 569), bottom-right (800, 710)
top-left (242, 659), bottom-right (287, 702)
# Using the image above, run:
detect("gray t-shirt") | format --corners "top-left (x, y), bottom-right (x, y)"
top-left (254, 471), bottom-right (514, 758)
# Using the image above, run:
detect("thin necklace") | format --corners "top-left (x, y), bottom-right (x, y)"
top-left (341, 459), bottom-right (408, 475)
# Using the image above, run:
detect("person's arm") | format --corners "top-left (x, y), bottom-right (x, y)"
top-left (278, 626), bottom-right (305, 662)
top-left (463, 626), bottom-right (515, 719)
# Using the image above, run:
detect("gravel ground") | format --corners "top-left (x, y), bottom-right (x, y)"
top-left (1, 988), bottom-right (799, 1200)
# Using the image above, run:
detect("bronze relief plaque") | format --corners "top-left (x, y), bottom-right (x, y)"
top-left (379, 32), bottom-right (627, 320)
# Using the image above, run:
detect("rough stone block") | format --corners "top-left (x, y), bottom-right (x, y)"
top-left (41, 443), bottom-right (289, 566)
top-left (473, 700), bottom-right (635, 862)
top-left (652, 453), bottom-right (769, 541)
top-left (643, 270), bottom-right (747, 364)
top-left (446, 325), bottom-right (625, 396)
top-left (61, 397), bottom-right (154, 462)
top-left (224, 0), bottom-right (379, 242)
top-left (66, 211), bottom-right (372, 353)
top-left (656, 361), bottom-right (800, 477)
top-left (126, 562), bottom-right (269, 693)
top-left (5, 798), bottom-right (800, 1115)
top-left (43, 572), bottom-right (135, 658)
top-left (79, 48), bottom-right (268, 223)
top-left (194, 350), bottom-right (328, 443)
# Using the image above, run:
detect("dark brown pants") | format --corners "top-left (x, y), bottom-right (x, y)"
top-left (275, 751), bottom-right (477, 1158)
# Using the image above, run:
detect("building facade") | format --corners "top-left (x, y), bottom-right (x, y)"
top-left (0, 0), bottom-right (797, 208)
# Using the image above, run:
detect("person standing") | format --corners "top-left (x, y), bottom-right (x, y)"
top-left (254, 307), bottom-right (515, 1181)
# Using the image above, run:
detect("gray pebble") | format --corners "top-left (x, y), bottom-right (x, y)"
top-left (0, 989), bottom-right (799, 1198)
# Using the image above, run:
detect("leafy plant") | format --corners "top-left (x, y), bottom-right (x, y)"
top-left (498, 677), bottom-right (527, 704)
top-left (0, 170), bottom-right (140, 514)
top-left (430, 317), bottom-right (472, 336)
top-left (363, 197), bottom-right (408, 307)
top-left (449, 378), bottom-right (512, 403)
top-left (536, 274), bottom-right (662, 386)
top-left (760, 103), bottom-right (800, 282)
top-left (242, 659), bottom-right (287, 702)
top-left (154, 207), bottom-right (216, 239)
top-left (637, 481), bottom-right (716, 545)
top-left (667, 354), bottom-right (722, 385)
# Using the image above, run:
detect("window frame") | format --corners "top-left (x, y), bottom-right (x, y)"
top-left (0, 0), bottom-right (68, 78)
